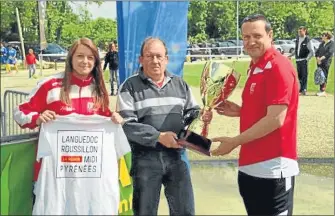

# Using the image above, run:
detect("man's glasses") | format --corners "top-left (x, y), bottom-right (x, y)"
top-left (143, 54), bottom-right (166, 61)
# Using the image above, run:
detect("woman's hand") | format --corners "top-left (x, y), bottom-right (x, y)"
top-left (111, 112), bottom-right (125, 125)
top-left (36, 110), bottom-right (57, 125)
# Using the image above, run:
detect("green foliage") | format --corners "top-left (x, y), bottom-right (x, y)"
top-left (1, 1), bottom-right (333, 47)
top-left (188, 1), bottom-right (334, 41)
top-left (0, 0), bottom-right (117, 50)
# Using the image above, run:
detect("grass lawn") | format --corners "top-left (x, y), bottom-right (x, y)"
top-left (183, 58), bottom-right (334, 94)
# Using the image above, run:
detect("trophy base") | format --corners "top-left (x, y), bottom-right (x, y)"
top-left (177, 130), bottom-right (212, 156)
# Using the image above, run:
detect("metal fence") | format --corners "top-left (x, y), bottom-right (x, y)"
top-left (1, 90), bottom-right (39, 139)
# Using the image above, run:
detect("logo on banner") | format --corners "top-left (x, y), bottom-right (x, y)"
top-left (171, 43), bottom-right (180, 53)
top-left (56, 130), bottom-right (103, 178)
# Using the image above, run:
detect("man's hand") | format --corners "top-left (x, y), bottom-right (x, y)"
top-left (36, 110), bottom-right (57, 125)
top-left (111, 112), bottom-right (125, 125)
top-left (210, 136), bottom-right (240, 156)
top-left (158, 132), bottom-right (182, 149)
top-left (214, 100), bottom-right (241, 117)
top-left (200, 109), bottom-right (213, 123)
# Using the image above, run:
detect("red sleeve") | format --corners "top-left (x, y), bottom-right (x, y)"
top-left (13, 80), bottom-right (49, 129)
top-left (265, 61), bottom-right (293, 106)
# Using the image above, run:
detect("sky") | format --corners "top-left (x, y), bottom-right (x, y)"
top-left (71, 1), bottom-right (117, 20)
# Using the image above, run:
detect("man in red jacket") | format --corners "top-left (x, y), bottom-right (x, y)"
top-left (25, 48), bottom-right (37, 78)
top-left (211, 14), bottom-right (299, 216)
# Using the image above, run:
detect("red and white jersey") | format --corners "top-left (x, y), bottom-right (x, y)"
top-left (13, 72), bottom-right (112, 181)
top-left (14, 72), bottom-right (112, 129)
top-left (239, 47), bottom-right (299, 178)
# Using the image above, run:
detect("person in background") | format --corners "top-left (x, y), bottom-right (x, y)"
top-left (211, 14), bottom-right (299, 216)
top-left (289, 26), bottom-right (315, 96)
top-left (315, 31), bottom-right (334, 96)
top-left (0, 42), bottom-right (8, 66)
top-left (103, 42), bottom-right (119, 96)
top-left (26, 48), bottom-right (37, 78)
top-left (6, 45), bottom-right (19, 74)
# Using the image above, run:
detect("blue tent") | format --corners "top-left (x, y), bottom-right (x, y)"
top-left (116, 1), bottom-right (189, 84)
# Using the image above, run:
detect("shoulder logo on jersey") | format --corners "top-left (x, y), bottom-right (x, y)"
top-left (60, 106), bottom-right (73, 112)
top-left (253, 67), bottom-right (263, 74)
top-left (264, 61), bottom-right (272, 69)
top-left (52, 81), bottom-right (62, 87)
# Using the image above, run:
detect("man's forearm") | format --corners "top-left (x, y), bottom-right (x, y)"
top-left (122, 122), bottom-right (160, 148)
top-left (236, 115), bottom-right (283, 146)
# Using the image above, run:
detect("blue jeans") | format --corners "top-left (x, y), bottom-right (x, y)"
top-left (109, 69), bottom-right (119, 92)
top-left (131, 150), bottom-right (195, 216)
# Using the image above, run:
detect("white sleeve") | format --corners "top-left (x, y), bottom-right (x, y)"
top-left (115, 125), bottom-right (131, 159)
top-left (36, 123), bottom-right (53, 161)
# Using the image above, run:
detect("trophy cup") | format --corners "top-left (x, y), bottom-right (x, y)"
top-left (177, 60), bottom-right (241, 156)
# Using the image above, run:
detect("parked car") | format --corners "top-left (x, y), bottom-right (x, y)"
top-left (7, 41), bottom-right (67, 62)
top-left (274, 40), bottom-right (295, 54)
top-left (33, 43), bottom-right (68, 62)
top-left (310, 38), bottom-right (321, 50)
top-left (187, 44), bottom-right (206, 61)
top-left (212, 40), bottom-right (244, 57)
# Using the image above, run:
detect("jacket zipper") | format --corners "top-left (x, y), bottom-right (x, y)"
top-left (79, 86), bottom-right (82, 113)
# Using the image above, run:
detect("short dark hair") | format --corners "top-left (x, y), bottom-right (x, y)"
top-left (241, 14), bottom-right (272, 32)
top-left (140, 37), bottom-right (168, 56)
top-left (322, 31), bottom-right (333, 40)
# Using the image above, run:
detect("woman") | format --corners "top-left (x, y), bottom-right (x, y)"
top-left (315, 31), bottom-right (334, 96)
top-left (14, 37), bottom-right (123, 128)
top-left (13, 38), bottom-right (124, 213)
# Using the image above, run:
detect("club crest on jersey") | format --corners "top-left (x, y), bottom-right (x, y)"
top-left (87, 102), bottom-right (94, 111)
top-left (250, 83), bottom-right (256, 95)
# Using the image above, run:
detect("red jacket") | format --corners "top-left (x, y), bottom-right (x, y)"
top-left (26, 53), bottom-right (37, 65)
top-left (14, 72), bottom-right (112, 181)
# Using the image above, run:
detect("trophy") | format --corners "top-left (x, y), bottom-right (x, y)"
top-left (177, 60), bottom-right (241, 156)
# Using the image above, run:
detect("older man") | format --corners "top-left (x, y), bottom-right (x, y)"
top-left (211, 14), bottom-right (299, 215)
top-left (117, 37), bottom-right (211, 215)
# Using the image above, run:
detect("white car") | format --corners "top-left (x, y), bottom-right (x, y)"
top-left (273, 44), bottom-right (283, 54)
top-left (274, 40), bottom-right (295, 54)
top-left (310, 39), bottom-right (321, 51)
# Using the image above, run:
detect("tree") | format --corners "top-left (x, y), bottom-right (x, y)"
top-left (188, 1), bottom-right (208, 43)
top-left (206, 2), bottom-right (236, 40)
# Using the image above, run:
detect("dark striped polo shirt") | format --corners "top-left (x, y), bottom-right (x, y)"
top-left (117, 69), bottom-right (200, 152)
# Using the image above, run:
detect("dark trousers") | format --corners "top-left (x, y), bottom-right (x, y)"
top-left (238, 171), bottom-right (295, 216)
top-left (131, 150), bottom-right (195, 216)
top-left (296, 60), bottom-right (308, 92)
top-left (318, 63), bottom-right (331, 92)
